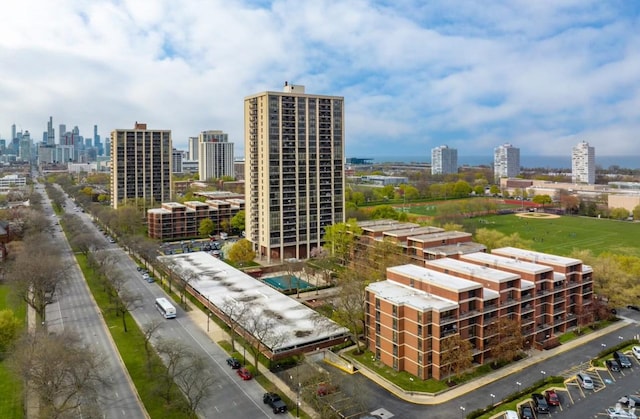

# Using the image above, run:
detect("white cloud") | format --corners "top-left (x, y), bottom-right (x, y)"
top-left (0, 0), bottom-right (638, 163)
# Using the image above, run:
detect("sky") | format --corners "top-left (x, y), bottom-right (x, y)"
top-left (1, 0), bottom-right (639, 160)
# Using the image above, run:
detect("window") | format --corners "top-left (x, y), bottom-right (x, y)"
top-left (392, 305), bottom-right (398, 317)
top-left (417, 325), bottom-right (422, 337)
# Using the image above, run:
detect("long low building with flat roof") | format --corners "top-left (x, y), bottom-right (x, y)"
top-left (158, 252), bottom-right (349, 359)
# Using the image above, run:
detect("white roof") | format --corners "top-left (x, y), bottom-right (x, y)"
top-left (424, 258), bottom-right (520, 284)
top-left (366, 280), bottom-right (458, 311)
top-left (388, 264), bottom-right (482, 293)
top-left (493, 247), bottom-right (582, 267)
top-left (461, 252), bottom-right (553, 275)
top-left (158, 252), bottom-right (349, 353)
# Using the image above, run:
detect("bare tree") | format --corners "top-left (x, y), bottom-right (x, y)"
top-left (219, 297), bottom-right (249, 352)
top-left (174, 354), bottom-right (215, 416)
top-left (142, 319), bottom-right (164, 373)
top-left (8, 244), bottom-right (69, 325)
top-left (114, 290), bottom-right (143, 332)
top-left (177, 268), bottom-right (198, 309)
top-left (10, 331), bottom-right (108, 419)
top-left (244, 312), bottom-right (288, 375)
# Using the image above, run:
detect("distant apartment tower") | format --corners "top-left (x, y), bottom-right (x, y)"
top-left (244, 83), bottom-right (345, 262)
top-left (494, 143), bottom-right (520, 179)
top-left (198, 130), bottom-right (234, 181)
top-left (172, 149), bottom-right (184, 173)
top-left (431, 145), bottom-right (458, 175)
top-left (110, 122), bottom-right (172, 209)
top-left (188, 136), bottom-right (198, 161)
top-left (571, 141), bottom-right (595, 184)
top-left (46, 116), bottom-right (55, 145)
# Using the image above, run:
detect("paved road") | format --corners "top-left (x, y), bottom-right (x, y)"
top-left (309, 322), bottom-right (640, 419)
top-left (64, 199), bottom-right (276, 418)
top-left (40, 184), bottom-right (148, 419)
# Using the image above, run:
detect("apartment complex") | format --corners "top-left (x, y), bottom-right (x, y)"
top-left (110, 122), bottom-right (172, 209)
top-left (244, 83), bottom-right (345, 262)
top-left (494, 143), bottom-right (520, 179)
top-left (365, 247), bottom-right (593, 380)
top-left (197, 130), bottom-right (234, 181)
top-left (572, 140), bottom-right (596, 184)
top-left (431, 145), bottom-right (458, 175)
top-left (147, 197), bottom-right (244, 240)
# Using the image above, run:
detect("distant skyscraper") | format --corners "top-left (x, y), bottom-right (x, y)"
top-left (59, 124), bottom-right (66, 143)
top-left (19, 130), bottom-right (32, 162)
top-left (431, 145), bottom-right (458, 175)
top-left (494, 143), bottom-right (520, 179)
top-left (46, 116), bottom-right (55, 145)
top-left (245, 83), bottom-right (345, 262)
top-left (188, 136), bottom-right (198, 161)
top-left (572, 141), bottom-right (595, 184)
top-left (198, 130), bottom-right (234, 181)
top-left (110, 122), bottom-right (172, 209)
top-left (11, 124), bottom-right (16, 141)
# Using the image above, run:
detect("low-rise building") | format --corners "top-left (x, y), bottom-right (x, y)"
top-left (147, 198), bottom-right (244, 240)
top-left (364, 247), bottom-right (593, 380)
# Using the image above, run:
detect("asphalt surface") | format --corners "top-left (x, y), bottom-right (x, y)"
top-left (62, 202), bottom-right (277, 418)
top-left (40, 184), bottom-right (147, 419)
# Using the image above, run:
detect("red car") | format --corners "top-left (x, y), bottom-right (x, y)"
top-left (237, 367), bottom-right (252, 380)
top-left (544, 390), bottom-right (560, 406)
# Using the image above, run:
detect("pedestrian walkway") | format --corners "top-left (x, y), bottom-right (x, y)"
top-left (354, 319), bottom-right (631, 405)
top-left (181, 296), bottom-right (321, 418)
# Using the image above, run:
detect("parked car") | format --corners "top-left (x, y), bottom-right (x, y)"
top-left (627, 305), bottom-right (640, 311)
top-left (576, 372), bottom-right (594, 390)
top-left (226, 357), bottom-right (241, 369)
top-left (607, 359), bottom-right (622, 372)
top-left (263, 392), bottom-right (287, 414)
top-left (519, 404), bottom-right (535, 419)
top-left (142, 273), bottom-right (150, 280)
top-left (618, 395), bottom-right (640, 407)
top-left (531, 393), bottom-right (550, 414)
top-left (606, 407), bottom-right (638, 419)
top-left (614, 351), bottom-right (633, 368)
top-left (544, 389), bottom-right (560, 406)
top-left (503, 410), bottom-right (519, 419)
top-left (632, 346), bottom-right (640, 360)
top-left (146, 276), bottom-right (155, 283)
top-left (237, 367), bottom-right (252, 380)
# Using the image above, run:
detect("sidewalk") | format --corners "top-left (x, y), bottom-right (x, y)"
top-left (181, 296), bottom-right (320, 418)
top-left (355, 319), bottom-right (631, 405)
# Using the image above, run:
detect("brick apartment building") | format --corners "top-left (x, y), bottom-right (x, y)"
top-left (364, 248), bottom-right (593, 380)
top-left (147, 198), bottom-right (244, 240)
top-left (356, 220), bottom-right (593, 380)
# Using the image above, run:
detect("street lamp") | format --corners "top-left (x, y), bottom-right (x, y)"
top-left (409, 377), bottom-right (414, 394)
top-left (207, 312), bottom-right (211, 332)
top-left (601, 343), bottom-right (607, 348)
top-left (619, 336), bottom-right (624, 341)
top-left (516, 381), bottom-right (522, 392)
top-left (460, 406), bottom-right (466, 418)
top-left (490, 393), bottom-right (496, 406)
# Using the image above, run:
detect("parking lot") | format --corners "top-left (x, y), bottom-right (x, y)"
top-left (511, 346), bottom-right (640, 418)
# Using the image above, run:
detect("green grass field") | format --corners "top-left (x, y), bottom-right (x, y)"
top-left (468, 214), bottom-right (640, 256)
top-left (0, 285), bottom-right (26, 419)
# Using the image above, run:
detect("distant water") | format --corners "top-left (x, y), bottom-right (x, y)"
top-left (368, 155), bottom-right (640, 170)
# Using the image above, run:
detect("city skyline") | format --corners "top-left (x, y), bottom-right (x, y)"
top-left (1, 1), bottom-right (640, 159)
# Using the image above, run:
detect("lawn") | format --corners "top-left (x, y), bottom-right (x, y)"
top-left (0, 285), bottom-right (26, 419)
top-left (467, 214), bottom-right (640, 256)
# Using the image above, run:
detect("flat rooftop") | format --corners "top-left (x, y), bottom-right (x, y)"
top-left (409, 231), bottom-right (472, 242)
top-left (423, 242), bottom-right (487, 256)
top-left (383, 226), bottom-right (444, 238)
top-left (366, 280), bottom-right (458, 311)
top-left (460, 252), bottom-right (553, 275)
top-left (158, 252), bottom-right (349, 353)
top-left (492, 247), bottom-right (582, 268)
top-left (388, 264), bottom-right (482, 293)
top-left (361, 222), bottom-right (421, 234)
top-left (424, 258), bottom-right (520, 284)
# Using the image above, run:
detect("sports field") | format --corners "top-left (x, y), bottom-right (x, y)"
top-left (468, 214), bottom-right (640, 256)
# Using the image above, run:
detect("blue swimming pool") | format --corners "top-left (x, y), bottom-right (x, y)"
top-left (264, 275), bottom-right (313, 291)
